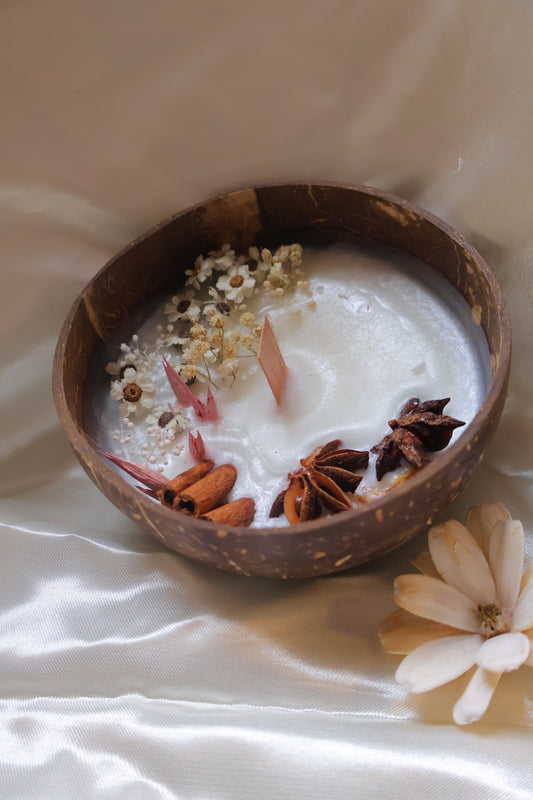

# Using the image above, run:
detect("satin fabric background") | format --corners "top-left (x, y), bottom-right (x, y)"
top-left (1, 1), bottom-right (533, 797)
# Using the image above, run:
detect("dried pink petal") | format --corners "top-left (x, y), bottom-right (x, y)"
top-left (135, 485), bottom-right (161, 499)
top-left (189, 430), bottom-right (207, 461)
top-left (99, 449), bottom-right (167, 491)
top-left (163, 357), bottom-right (219, 421)
top-left (163, 357), bottom-right (204, 416)
top-left (204, 385), bottom-right (220, 421)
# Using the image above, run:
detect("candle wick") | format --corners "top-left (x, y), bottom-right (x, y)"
top-left (257, 315), bottom-right (288, 405)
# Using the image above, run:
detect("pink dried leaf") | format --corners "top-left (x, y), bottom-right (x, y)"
top-left (99, 448), bottom-right (167, 491)
top-left (136, 485), bottom-right (161, 499)
top-left (189, 430), bottom-right (207, 461)
top-left (204, 385), bottom-right (220, 421)
top-left (163, 357), bottom-right (219, 420)
top-left (163, 357), bottom-right (204, 415)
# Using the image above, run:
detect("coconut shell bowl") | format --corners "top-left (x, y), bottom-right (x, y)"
top-left (52, 183), bottom-right (511, 579)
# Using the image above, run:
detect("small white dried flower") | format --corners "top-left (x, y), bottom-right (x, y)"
top-left (109, 366), bottom-right (156, 417)
top-left (216, 264), bottom-right (256, 304)
top-left (164, 292), bottom-right (201, 323)
top-left (221, 358), bottom-right (238, 378)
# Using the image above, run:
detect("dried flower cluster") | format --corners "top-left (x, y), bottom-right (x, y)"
top-left (105, 242), bottom-right (309, 469)
top-left (380, 503), bottom-right (533, 725)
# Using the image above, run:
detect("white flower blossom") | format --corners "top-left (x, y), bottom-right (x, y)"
top-left (164, 292), bottom-right (201, 323)
top-left (380, 503), bottom-right (533, 725)
top-left (109, 366), bottom-right (156, 417)
top-left (185, 256), bottom-right (215, 289)
top-left (216, 264), bottom-right (256, 304)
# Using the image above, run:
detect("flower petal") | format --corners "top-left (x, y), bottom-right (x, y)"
top-left (453, 667), bottom-right (501, 725)
top-left (189, 430), bottom-right (207, 461)
top-left (466, 502), bottom-right (511, 559)
top-left (488, 519), bottom-right (524, 609)
top-left (395, 634), bottom-right (482, 693)
top-left (512, 578), bottom-right (533, 632)
top-left (379, 608), bottom-right (463, 654)
top-left (99, 449), bottom-right (167, 491)
top-left (520, 561), bottom-right (533, 595)
top-left (394, 574), bottom-right (480, 632)
top-left (411, 552), bottom-right (440, 579)
top-left (523, 629), bottom-right (533, 666)
top-left (476, 632), bottom-right (530, 672)
top-left (429, 520), bottom-right (496, 604)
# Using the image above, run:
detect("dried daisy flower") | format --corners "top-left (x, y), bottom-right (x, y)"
top-left (379, 503), bottom-right (533, 725)
top-left (216, 264), bottom-right (256, 304)
top-left (185, 255), bottom-right (215, 289)
top-left (109, 366), bottom-right (156, 417)
top-left (164, 292), bottom-right (201, 323)
top-left (212, 243), bottom-right (236, 270)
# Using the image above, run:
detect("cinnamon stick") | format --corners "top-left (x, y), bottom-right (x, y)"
top-left (202, 497), bottom-right (256, 527)
top-left (174, 463), bottom-right (237, 516)
top-left (158, 459), bottom-right (215, 507)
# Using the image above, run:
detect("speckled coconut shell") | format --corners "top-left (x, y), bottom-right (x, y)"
top-left (52, 183), bottom-right (511, 578)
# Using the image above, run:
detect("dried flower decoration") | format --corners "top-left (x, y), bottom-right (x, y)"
top-left (216, 264), bottom-right (256, 304)
top-left (164, 292), bottom-right (201, 323)
top-left (98, 448), bottom-right (168, 491)
top-left (188, 430), bottom-right (207, 461)
top-left (105, 241), bottom-right (310, 472)
top-left (379, 503), bottom-right (533, 725)
top-left (162, 357), bottom-right (219, 421)
top-left (109, 365), bottom-right (156, 417)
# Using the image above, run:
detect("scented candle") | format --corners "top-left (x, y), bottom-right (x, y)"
top-left (96, 243), bottom-right (490, 527)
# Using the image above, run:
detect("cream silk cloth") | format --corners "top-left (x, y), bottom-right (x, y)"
top-left (2, 1), bottom-right (533, 797)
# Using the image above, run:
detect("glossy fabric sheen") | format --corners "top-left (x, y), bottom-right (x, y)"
top-left (1, 1), bottom-right (533, 797)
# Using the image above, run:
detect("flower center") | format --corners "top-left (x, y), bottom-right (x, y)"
top-left (177, 299), bottom-right (191, 313)
top-left (229, 274), bottom-right (244, 288)
top-left (158, 411), bottom-right (174, 428)
top-left (478, 602), bottom-right (508, 637)
top-left (123, 383), bottom-right (143, 402)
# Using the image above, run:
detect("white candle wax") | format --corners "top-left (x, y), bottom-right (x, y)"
top-left (97, 245), bottom-right (491, 527)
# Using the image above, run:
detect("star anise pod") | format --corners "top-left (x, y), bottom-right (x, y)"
top-left (371, 397), bottom-right (465, 481)
top-left (269, 440), bottom-right (369, 524)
